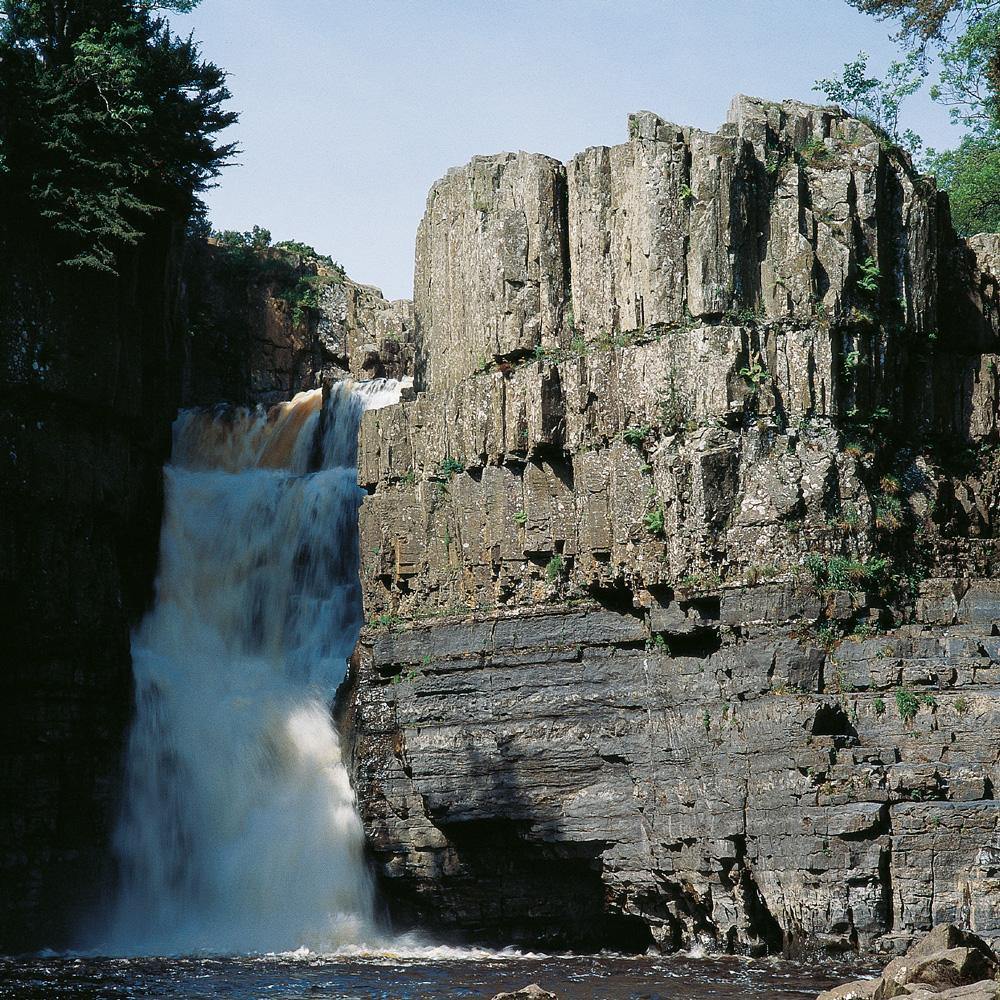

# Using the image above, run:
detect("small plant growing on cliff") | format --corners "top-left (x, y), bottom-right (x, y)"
top-left (813, 623), bottom-right (842, 652)
top-left (437, 456), bottom-right (465, 479)
top-left (874, 494), bottom-right (904, 531)
top-left (843, 349), bottom-right (861, 374)
top-left (401, 468), bottom-right (416, 486)
top-left (678, 182), bottom-right (695, 205)
top-left (570, 335), bottom-right (588, 356)
top-left (830, 505), bottom-right (861, 534)
top-left (880, 474), bottom-right (902, 495)
top-left (623, 424), bottom-right (651, 445)
top-left (702, 709), bottom-right (711, 733)
top-left (873, 696), bottom-right (886, 716)
top-left (734, 304), bottom-right (766, 326)
top-left (644, 506), bottom-right (666, 537)
top-left (513, 510), bottom-right (528, 526)
top-left (857, 255), bottom-right (881, 295)
top-left (954, 695), bottom-right (970, 715)
top-left (895, 686), bottom-right (920, 722)
top-left (646, 633), bottom-right (667, 652)
top-left (679, 569), bottom-right (722, 592)
top-left (544, 554), bottom-right (566, 583)
top-left (739, 360), bottom-right (772, 394)
top-left (797, 136), bottom-right (831, 164)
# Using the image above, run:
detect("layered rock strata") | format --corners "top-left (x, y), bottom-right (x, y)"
top-left (347, 97), bottom-right (1000, 955)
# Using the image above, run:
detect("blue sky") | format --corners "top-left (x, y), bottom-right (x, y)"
top-left (174, 0), bottom-right (962, 301)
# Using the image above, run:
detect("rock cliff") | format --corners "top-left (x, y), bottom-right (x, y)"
top-left (346, 97), bottom-right (1000, 956)
top-left (183, 241), bottom-right (414, 407)
top-left (0, 213), bottom-right (187, 949)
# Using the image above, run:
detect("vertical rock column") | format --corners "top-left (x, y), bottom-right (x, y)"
top-left (413, 152), bottom-right (570, 391)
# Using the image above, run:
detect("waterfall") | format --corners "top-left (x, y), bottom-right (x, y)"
top-left (105, 380), bottom-right (400, 955)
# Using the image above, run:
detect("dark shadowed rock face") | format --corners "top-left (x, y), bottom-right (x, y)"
top-left (0, 216), bottom-right (187, 950)
top-left (183, 242), bottom-right (414, 408)
top-left (347, 98), bottom-right (1000, 957)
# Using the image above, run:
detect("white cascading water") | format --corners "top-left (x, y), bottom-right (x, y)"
top-left (105, 379), bottom-right (401, 955)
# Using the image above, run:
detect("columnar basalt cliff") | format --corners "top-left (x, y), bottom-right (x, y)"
top-left (346, 97), bottom-right (1000, 956)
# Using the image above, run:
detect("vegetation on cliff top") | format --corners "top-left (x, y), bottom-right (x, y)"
top-left (208, 225), bottom-right (346, 324)
top-left (818, 0), bottom-right (1000, 234)
top-left (0, 0), bottom-right (237, 273)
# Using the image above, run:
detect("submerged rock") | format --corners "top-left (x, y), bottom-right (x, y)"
top-left (491, 987), bottom-right (558, 1000)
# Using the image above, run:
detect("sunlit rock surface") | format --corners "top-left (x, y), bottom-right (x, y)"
top-left (345, 97), bottom-right (1000, 955)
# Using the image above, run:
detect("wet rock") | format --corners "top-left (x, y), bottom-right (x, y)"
top-left (817, 925), bottom-right (1000, 999)
top-left (492, 987), bottom-right (558, 1000)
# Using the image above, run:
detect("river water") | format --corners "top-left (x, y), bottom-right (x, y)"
top-left (0, 950), bottom-right (868, 999)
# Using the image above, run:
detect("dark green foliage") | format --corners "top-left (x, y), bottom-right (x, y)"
top-left (895, 685), bottom-right (920, 721)
top-left (0, 0), bottom-right (237, 273)
top-left (544, 554), bottom-right (565, 583)
top-left (856, 256), bottom-right (881, 295)
top-left (927, 135), bottom-right (1000, 233)
top-left (209, 226), bottom-right (346, 325)
top-left (623, 425), bottom-right (651, 445)
top-left (437, 456), bottom-right (465, 479)
top-left (643, 506), bottom-right (666, 536)
top-left (214, 226), bottom-right (273, 251)
top-left (842, 1), bottom-right (1000, 235)
top-left (804, 553), bottom-right (894, 593)
top-left (814, 50), bottom-right (924, 151)
top-left (272, 239), bottom-right (345, 274)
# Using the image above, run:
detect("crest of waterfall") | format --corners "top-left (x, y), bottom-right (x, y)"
top-left (105, 379), bottom-right (401, 955)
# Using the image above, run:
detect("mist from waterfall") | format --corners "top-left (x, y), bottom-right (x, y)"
top-left (104, 380), bottom-right (400, 955)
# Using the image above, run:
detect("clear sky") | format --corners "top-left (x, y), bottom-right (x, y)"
top-left (173, 0), bottom-right (962, 301)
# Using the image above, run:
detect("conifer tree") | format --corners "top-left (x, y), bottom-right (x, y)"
top-left (0, 1), bottom-right (237, 273)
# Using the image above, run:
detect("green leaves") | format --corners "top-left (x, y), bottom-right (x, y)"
top-left (813, 49), bottom-right (924, 150)
top-left (856, 255), bottom-right (881, 295)
top-left (0, 0), bottom-right (237, 273)
top-left (925, 135), bottom-right (1000, 234)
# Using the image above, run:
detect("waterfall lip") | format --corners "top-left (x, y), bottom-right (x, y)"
top-left (355, 375), bottom-right (410, 412)
top-left (171, 378), bottom-right (406, 473)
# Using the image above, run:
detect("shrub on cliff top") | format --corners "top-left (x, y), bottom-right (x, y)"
top-left (210, 226), bottom-right (346, 323)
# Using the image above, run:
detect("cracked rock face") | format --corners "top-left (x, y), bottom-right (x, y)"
top-left (346, 96), bottom-right (1000, 957)
top-left (413, 153), bottom-right (570, 392)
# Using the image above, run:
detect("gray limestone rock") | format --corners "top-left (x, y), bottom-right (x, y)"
top-left (348, 96), bottom-right (1000, 958)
